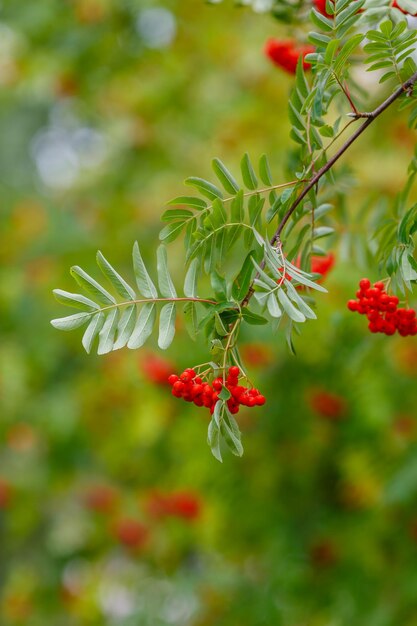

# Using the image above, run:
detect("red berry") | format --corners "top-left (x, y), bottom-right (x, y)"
top-left (168, 374), bottom-right (179, 385)
top-left (114, 519), bottom-right (148, 549)
top-left (173, 381), bottom-right (184, 391)
top-left (347, 300), bottom-right (358, 312)
top-left (359, 278), bottom-right (371, 291)
top-left (385, 323), bottom-right (396, 336)
top-left (264, 38), bottom-right (315, 74)
top-left (213, 379), bottom-right (223, 391)
top-left (229, 366), bottom-right (240, 378)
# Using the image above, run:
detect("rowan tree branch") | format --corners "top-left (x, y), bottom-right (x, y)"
top-left (240, 71), bottom-right (417, 308)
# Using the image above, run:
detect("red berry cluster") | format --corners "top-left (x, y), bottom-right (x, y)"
top-left (264, 38), bottom-right (315, 74)
top-left (347, 278), bottom-right (417, 336)
top-left (168, 366), bottom-right (266, 415)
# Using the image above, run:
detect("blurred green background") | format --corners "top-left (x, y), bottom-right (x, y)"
top-left (1, 1), bottom-right (417, 624)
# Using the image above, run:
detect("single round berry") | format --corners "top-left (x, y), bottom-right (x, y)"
top-left (228, 366), bottom-right (240, 378)
top-left (168, 374), bottom-right (179, 385)
top-left (359, 278), bottom-right (371, 291)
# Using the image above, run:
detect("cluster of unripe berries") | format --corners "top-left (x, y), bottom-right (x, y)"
top-left (347, 279), bottom-right (417, 336)
top-left (168, 366), bottom-right (266, 414)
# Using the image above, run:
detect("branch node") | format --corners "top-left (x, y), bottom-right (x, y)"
top-left (346, 111), bottom-right (374, 119)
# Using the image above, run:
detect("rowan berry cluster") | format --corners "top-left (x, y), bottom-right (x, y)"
top-left (264, 39), bottom-right (314, 74)
top-left (347, 278), bottom-right (417, 336)
top-left (168, 366), bottom-right (266, 414)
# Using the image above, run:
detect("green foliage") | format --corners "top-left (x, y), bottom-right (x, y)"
top-left (364, 19), bottom-right (417, 84)
top-left (52, 243), bottom-right (213, 355)
top-left (50, 0), bottom-right (417, 461)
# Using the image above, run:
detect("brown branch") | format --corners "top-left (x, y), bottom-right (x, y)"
top-left (240, 70), bottom-right (417, 308)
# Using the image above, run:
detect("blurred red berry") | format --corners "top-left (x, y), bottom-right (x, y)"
top-left (146, 490), bottom-right (201, 521)
top-left (308, 389), bottom-right (347, 420)
top-left (114, 518), bottom-right (148, 549)
top-left (240, 343), bottom-right (274, 367)
top-left (139, 352), bottom-right (175, 385)
top-left (83, 485), bottom-right (118, 513)
top-left (264, 39), bottom-right (315, 74)
top-left (311, 252), bottom-right (335, 280)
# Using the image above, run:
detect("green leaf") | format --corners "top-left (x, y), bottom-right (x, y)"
top-left (259, 153), bottom-right (273, 186)
top-left (212, 158), bottom-right (240, 194)
top-left (51, 312), bottom-right (91, 331)
top-left (219, 386), bottom-right (231, 401)
top-left (240, 153), bottom-right (258, 190)
top-left (310, 9), bottom-right (334, 32)
top-left (207, 419), bottom-right (222, 463)
top-left (183, 301), bottom-right (198, 340)
top-left (231, 190), bottom-right (244, 222)
top-left (285, 282), bottom-right (317, 319)
top-left (82, 312), bottom-right (105, 354)
top-left (97, 309), bottom-right (119, 355)
top-left (267, 293), bottom-right (282, 318)
top-left (212, 399), bottom-right (223, 428)
top-left (167, 196), bottom-right (208, 210)
top-left (277, 288), bottom-right (306, 323)
top-left (158, 302), bottom-right (176, 349)
top-left (242, 309), bottom-right (268, 325)
top-left (185, 176), bottom-right (223, 200)
top-left (313, 226), bottom-right (335, 239)
top-left (159, 221), bottom-right (187, 243)
top-left (53, 289), bottom-right (99, 311)
top-left (156, 245), bottom-right (177, 298)
top-left (221, 413), bottom-right (243, 457)
top-left (70, 266), bottom-right (116, 305)
top-left (113, 305), bottom-right (137, 350)
top-left (132, 242), bottom-right (158, 299)
top-left (184, 258), bottom-right (199, 298)
top-left (232, 253), bottom-right (255, 301)
top-left (96, 251), bottom-right (136, 300)
top-left (214, 312), bottom-right (228, 336)
top-left (127, 303), bottom-right (156, 349)
top-left (210, 270), bottom-right (228, 300)
top-left (161, 208), bottom-right (194, 222)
